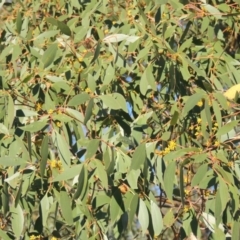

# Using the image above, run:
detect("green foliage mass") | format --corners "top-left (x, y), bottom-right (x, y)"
top-left (1, 0), bottom-right (240, 239)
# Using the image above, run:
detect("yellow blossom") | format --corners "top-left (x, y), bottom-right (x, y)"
top-left (35, 103), bottom-right (42, 111)
top-left (184, 188), bottom-right (190, 195)
top-left (189, 125), bottom-right (194, 131)
top-left (57, 160), bottom-right (62, 169)
top-left (204, 190), bottom-right (210, 197)
top-left (56, 121), bottom-right (62, 128)
top-left (183, 206), bottom-right (190, 213)
top-left (78, 57), bottom-right (83, 62)
top-left (183, 176), bottom-right (188, 184)
top-left (85, 88), bottom-right (92, 93)
top-left (29, 236), bottom-right (41, 240)
top-left (205, 140), bottom-right (211, 147)
top-left (168, 140), bottom-right (176, 150)
top-left (214, 122), bottom-right (218, 127)
top-left (156, 150), bottom-right (164, 156)
top-left (214, 141), bottom-right (220, 147)
top-left (195, 131), bottom-right (201, 136)
top-left (195, 125), bottom-right (201, 131)
top-left (48, 109), bottom-right (53, 114)
top-left (104, 29), bottom-right (109, 34)
top-left (78, 66), bottom-right (84, 73)
top-left (51, 237), bottom-right (58, 240)
top-left (227, 161), bottom-right (233, 167)
top-left (49, 160), bottom-right (62, 170)
top-left (197, 100), bottom-right (203, 107)
top-left (197, 118), bottom-right (201, 124)
top-left (163, 147), bottom-right (170, 155)
top-left (49, 159), bottom-right (57, 168)
top-left (212, 127), bottom-right (218, 132)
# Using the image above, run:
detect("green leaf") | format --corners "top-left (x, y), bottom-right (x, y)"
top-left (163, 161), bottom-right (176, 201)
top-left (216, 120), bottom-right (238, 138)
top-left (59, 191), bottom-right (73, 224)
top-left (202, 4), bottom-right (222, 19)
top-left (84, 98), bottom-right (94, 125)
top-left (191, 164), bottom-right (209, 187)
top-left (110, 195), bottom-right (120, 223)
top-left (41, 194), bottom-right (50, 227)
top-left (58, 21), bottom-right (71, 36)
top-left (212, 100), bottom-right (222, 129)
top-left (40, 135), bottom-right (49, 178)
top-left (52, 130), bottom-right (72, 166)
top-left (95, 195), bottom-right (110, 208)
top-left (103, 34), bottom-right (140, 43)
top-left (46, 17), bottom-right (58, 26)
top-left (42, 43), bottom-right (58, 69)
top-left (93, 159), bottom-right (108, 190)
top-left (14, 180), bottom-right (23, 207)
top-left (65, 108), bottom-right (84, 122)
top-left (16, 11), bottom-right (22, 34)
top-left (99, 93), bottom-right (127, 112)
top-left (10, 204), bottom-right (24, 237)
top-left (68, 93), bottom-right (90, 106)
top-left (73, 164), bottom-right (88, 200)
top-left (232, 220), bottom-right (240, 240)
top-left (0, 229), bottom-right (11, 240)
top-left (183, 92), bottom-right (204, 116)
top-left (126, 169), bottom-right (140, 189)
top-left (91, 41), bottom-right (101, 64)
top-left (0, 157), bottom-right (27, 166)
top-left (218, 178), bottom-right (230, 214)
top-left (0, 123), bottom-right (9, 135)
top-left (170, 111), bottom-right (179, 126)
top-left (179, 37), bottom-right (192, 52)
top-left (51, 164), bottom-right (83, 182)
top-left (103, 64), bottom-right (115, 85)
top-left (163, 209), bottom-right (175, 227)
top-left (140, 65), bottom-right (156, 95)
top-left (138, 198), bottom-right (149, 233)
top-left (151, 200), bottom-right (163, 236)
top-left (20, 119), bottom-right (48, 133)
top-left (7, 95), bottom-right (14, 129)
top-left (85, 139), bottom-right (100, 159)
top-left (131, 143), bottom-right (146, 170)
top-left (129, 194), bottom-right (138, 227)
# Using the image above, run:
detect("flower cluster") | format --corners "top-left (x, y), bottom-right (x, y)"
top-left (48, 159), bottom-right (62, 170)
top-left (29, 236), bottom-right (41, 240)
top-left (156, 140), bottom-right (177, 156)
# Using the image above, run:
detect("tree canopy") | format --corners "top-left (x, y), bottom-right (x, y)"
top-left (0, 0), bottom-right (240, 239)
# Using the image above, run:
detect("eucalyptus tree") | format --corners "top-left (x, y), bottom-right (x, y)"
top-left (0, 0), bottom-right (240, 239)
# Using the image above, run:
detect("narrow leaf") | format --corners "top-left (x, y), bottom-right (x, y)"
top-left (40, 135), bottom-right (49, 178)
top-left (42, 43), bottom-right (58, 69)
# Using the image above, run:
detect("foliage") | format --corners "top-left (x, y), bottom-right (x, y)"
top-left (1, 0), bottom-right (240, 239)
